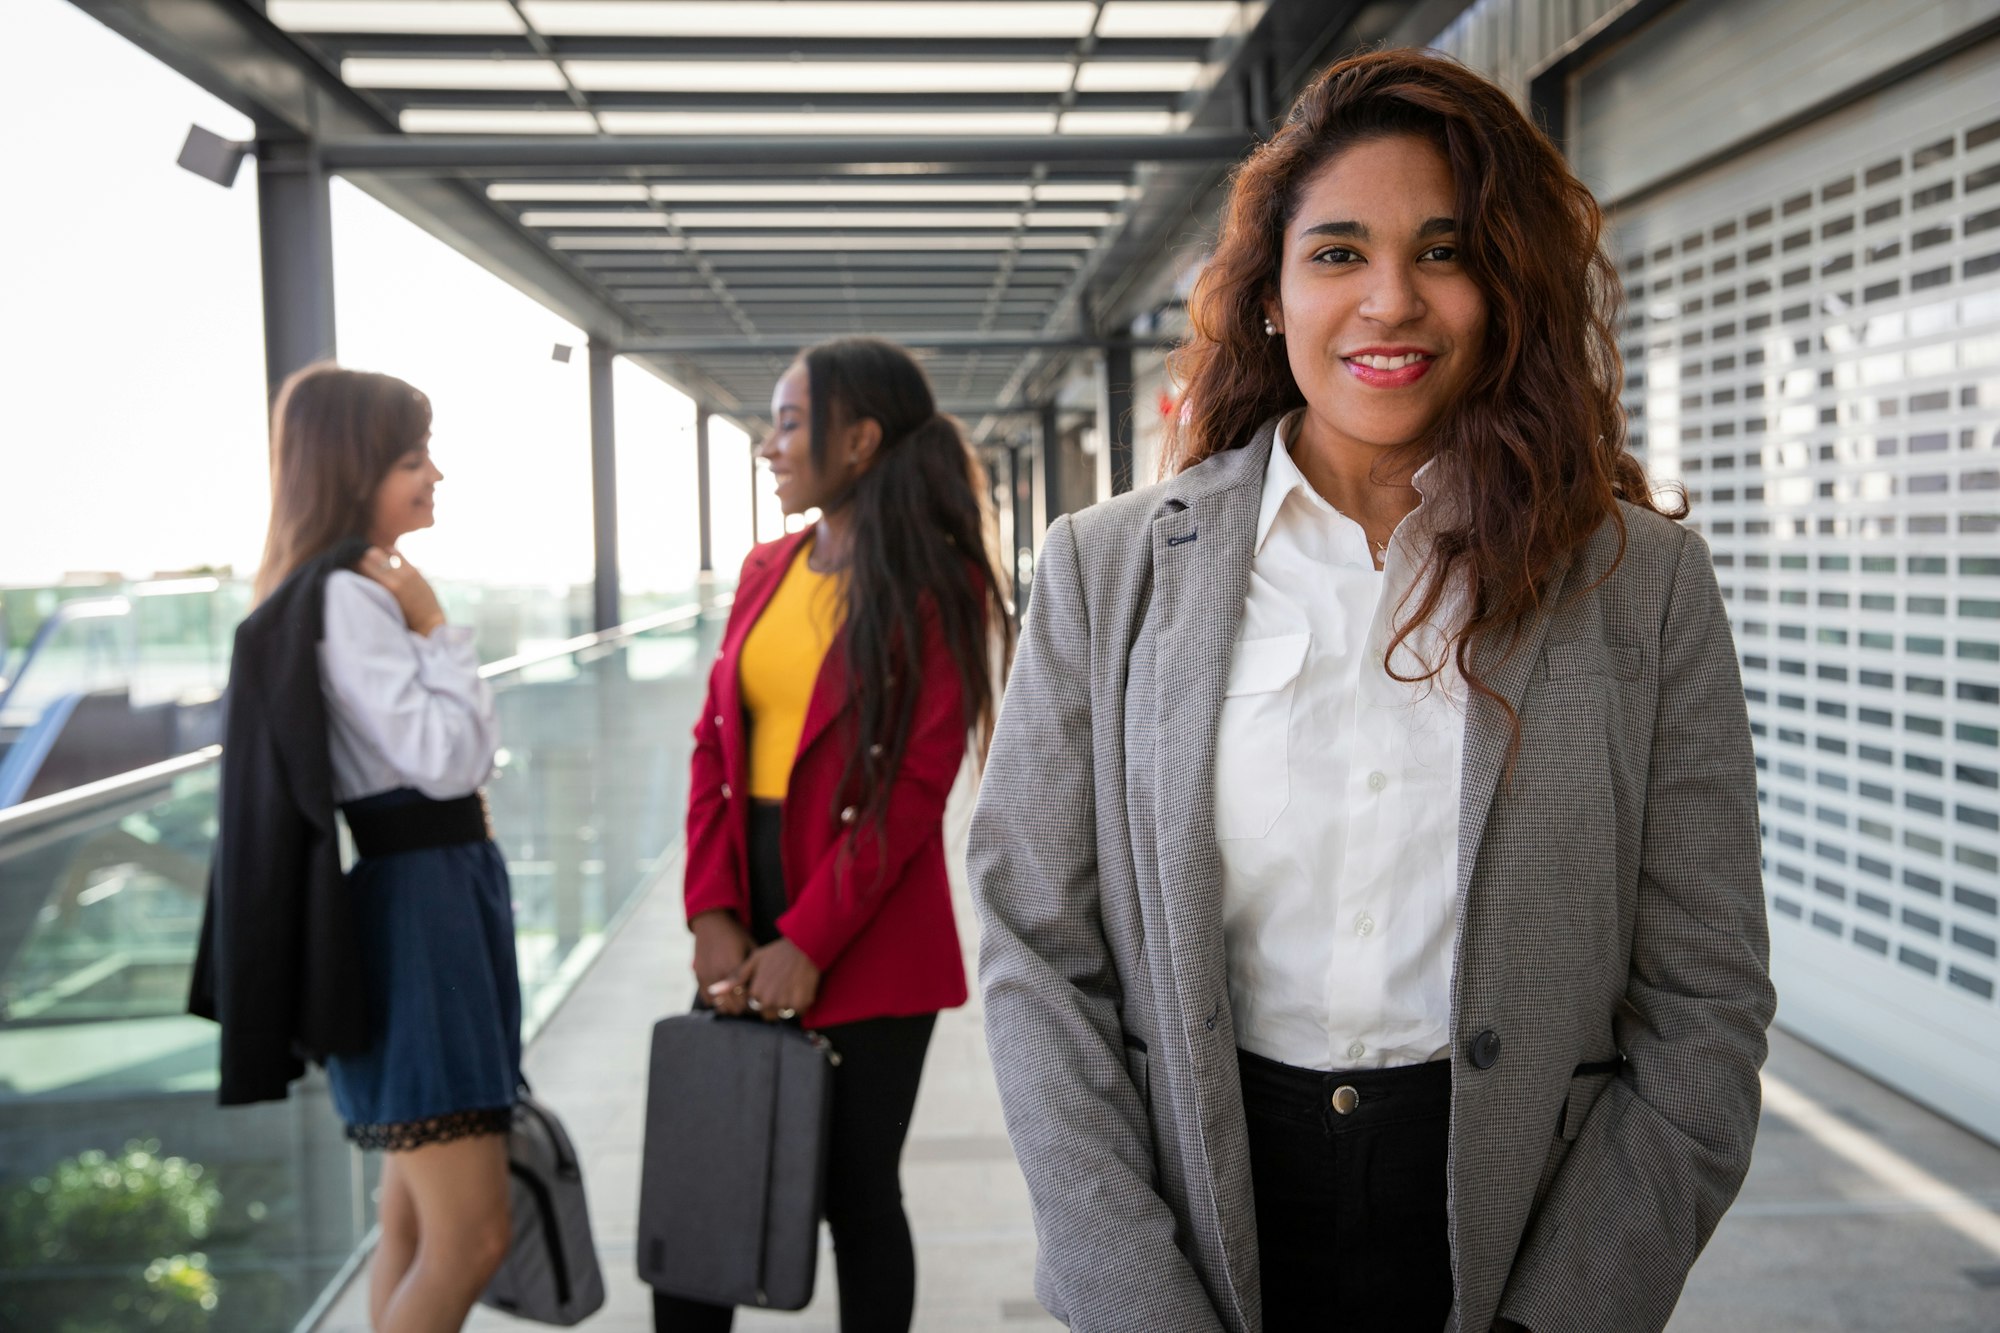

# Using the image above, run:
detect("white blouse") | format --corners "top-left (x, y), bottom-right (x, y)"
top-left (318, 570), bottom-right (498, 804)
top-left (1214, 415), bottom-right (1466, 1072)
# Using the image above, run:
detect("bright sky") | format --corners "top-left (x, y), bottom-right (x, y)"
top-left (1, 0), bottom-right (767, 596)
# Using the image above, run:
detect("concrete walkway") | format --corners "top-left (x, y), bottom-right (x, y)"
top-left (321, 773), bottom-right (1058, 1333)
top-left (319, 779), bottom-right (2000, 1332)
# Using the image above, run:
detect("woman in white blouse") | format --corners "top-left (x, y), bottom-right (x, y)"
top-left (970, 50), bottom-right (1771, 1333)
top-left (257, 364), bottom-right (517, 1333)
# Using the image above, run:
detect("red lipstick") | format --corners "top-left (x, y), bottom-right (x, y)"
top-left (1342, 346), bottom-right (1436, 389)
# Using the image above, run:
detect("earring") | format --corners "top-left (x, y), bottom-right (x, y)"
top-left (1263, 318), bottom-right (1278, 337)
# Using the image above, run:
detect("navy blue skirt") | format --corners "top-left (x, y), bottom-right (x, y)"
top-left (326, 791), bottom-right (523, 1150)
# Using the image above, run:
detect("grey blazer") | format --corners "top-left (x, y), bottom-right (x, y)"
top-left (968, 420), bottom-right (1776, 1333)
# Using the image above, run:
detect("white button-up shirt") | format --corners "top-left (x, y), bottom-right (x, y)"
top-left (319, 570), bottom-right (499, 804)
top-left (1214, 415), bottom-right (1466, 1071)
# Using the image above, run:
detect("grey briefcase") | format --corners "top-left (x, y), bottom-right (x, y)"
top-left (635, 1010), bottom-right (837, 1310)
top-left (480, 1089), bottom-right (607, 1325)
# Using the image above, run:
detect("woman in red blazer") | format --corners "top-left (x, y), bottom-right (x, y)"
top-left (661, 337), bottom-right (1012, 1333)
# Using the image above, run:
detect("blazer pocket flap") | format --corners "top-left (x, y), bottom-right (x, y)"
top-left (1224, 633), bottom-right (1311, 697)
top-left (1540, 640), bottom-right (1605, 677)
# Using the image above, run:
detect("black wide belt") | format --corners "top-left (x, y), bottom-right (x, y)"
top-left (341, 789), bottom-right (491, 859)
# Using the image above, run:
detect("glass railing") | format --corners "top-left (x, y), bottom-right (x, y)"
top-left (0, 576), bottom-right (720, 811)
top-left (0, 598), bottom-right (727, 1333)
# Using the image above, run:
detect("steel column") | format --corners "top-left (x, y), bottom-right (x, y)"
top-left (749, 443), bottom-right (761, 546)
top-left (256, 140), bottom-right (336, 398)
top-left (1010, 443), bottom-right (1033, 618)
top-left (694, 405), bottom-right (714, 574)
top-left (1100, 345), bottom-right (1136, 496)
top-left (588, 338), bottom-right (620, 631)
top-left (1038, 401), bottom-right (1063, 520)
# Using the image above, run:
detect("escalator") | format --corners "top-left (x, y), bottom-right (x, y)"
top-left (0, 588), bottom-right (231, 809)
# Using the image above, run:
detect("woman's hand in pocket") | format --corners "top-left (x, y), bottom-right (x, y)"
top-left (732, 937), bottom-right (821, 1022)
top-left (691, 910), bottom-right (753, 1014)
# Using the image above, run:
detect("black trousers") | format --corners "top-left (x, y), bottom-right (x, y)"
top-left (1237, 1049), bottom-right (1455, 1332)
top-left (654, 803), bottom-right (938, 1333)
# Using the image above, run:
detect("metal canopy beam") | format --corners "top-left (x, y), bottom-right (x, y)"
top-left (618, 333), bottom-right (1170, 356)
top-left (286, 35), bottom-right (1215, 60)
top-left (314, 132), bottom-right (1256, 172)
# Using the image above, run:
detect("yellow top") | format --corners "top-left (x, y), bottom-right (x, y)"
top-left (740, 541), bottom-right (846, 800)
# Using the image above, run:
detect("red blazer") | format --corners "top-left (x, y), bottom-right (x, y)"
top-left (684, 530), bottom-right (971, 1027)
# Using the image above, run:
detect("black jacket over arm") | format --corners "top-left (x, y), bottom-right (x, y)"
top-left (189, 541), bottom-right (370, 1106)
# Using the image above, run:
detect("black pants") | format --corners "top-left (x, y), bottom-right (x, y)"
top-left (1237, 1049), bottom-right (1455, 1332)
top-left (654, 803), bottom-right (938, 1333)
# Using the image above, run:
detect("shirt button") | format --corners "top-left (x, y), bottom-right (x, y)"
top-left (720, 783), bottom-right (732, 799)
top-left (1367, 771), bottom-right (1388, 792)
top-left (1346, 1040), bottom-right (1367, 1062)
top-left (713, 715), bottom-right (725, 728)
top-left (840, 805), bottom-right (857, 824)
top-left (1356, 913), bottom-right (1375, 937)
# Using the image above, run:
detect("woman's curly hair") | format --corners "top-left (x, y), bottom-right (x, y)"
top-left (1165, 48), bottom-right (1681, 717)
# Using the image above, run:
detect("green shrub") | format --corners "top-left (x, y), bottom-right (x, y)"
top-left (0, 1140), bottom-right (222, 1332)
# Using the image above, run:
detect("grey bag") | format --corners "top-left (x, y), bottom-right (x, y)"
top-left (480, 1089), bottom-right (607, 1325)
top-left (636, 1010), bottom-right (837, 1310)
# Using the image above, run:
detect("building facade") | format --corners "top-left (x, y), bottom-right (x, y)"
top-left (1431, 0), bottom-right (2000, 1140)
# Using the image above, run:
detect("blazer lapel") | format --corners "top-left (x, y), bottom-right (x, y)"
top-left (1148, 435), bottom-right (1268, 1020)
top-left (715, 531), bottom-right (813, 793)
top-left (793, 624), bottom-right (852, 767)
top-left (1146, 422), bottom-right (1273, 1320)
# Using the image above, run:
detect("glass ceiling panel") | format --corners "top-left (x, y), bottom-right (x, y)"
top-left (268, 1), bottom-right (526, 34)
top-left (597, 110), bottom-right (1060, 135)
top-left (1025, 210), bottom-right (1118, 226)
top-left (652, 182), bottom-right (1037, 203)
top-left (1057, 109), bottom-right (1186, 133)
top-left (1034, 182), bottom-right (1140, 201)
top-left (487, 183), bottom-right (652, 202)
top-left (1073, 60), bottom-right (1209, 92)
top-left (519, 2), bottom-right (1100, 38)
top-left (691, 235), bottom-right (1075, 251)
top-left (563, 60), bottom-right (1082, 94)
top-left (1095, 2), bottom-right (1247, 38)
top-left (667, 210), bottom-right (1031, 229)
top-left (550, 235), bottom-right (686, 249)
top-left (517, 211), bottom-right (673, 227)
top-left (520, 209), bottom-right (1111, 230)
top-left (343, 58), bottom-right (567, 89)
top-left (400, 108), bottom-right (598, 132)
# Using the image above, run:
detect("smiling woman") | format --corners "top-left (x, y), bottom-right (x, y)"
top-left (1166, 49), bottom-right (1676, 704)
top-left (658, 338), bottom-right (1013, 1333)
top-left (971, 48), bottom-right (1773, 1333)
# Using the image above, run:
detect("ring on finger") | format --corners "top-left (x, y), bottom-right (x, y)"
top-left (746, 996), bottom-right (763, 1012)
top-left (385, 554), bottom-right (404, 570)
top-left (778, 1007), bottom-right (798, 1020)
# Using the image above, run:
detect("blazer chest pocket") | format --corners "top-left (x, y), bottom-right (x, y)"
top-left (1214, 633), bottom-right (1310, 841)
